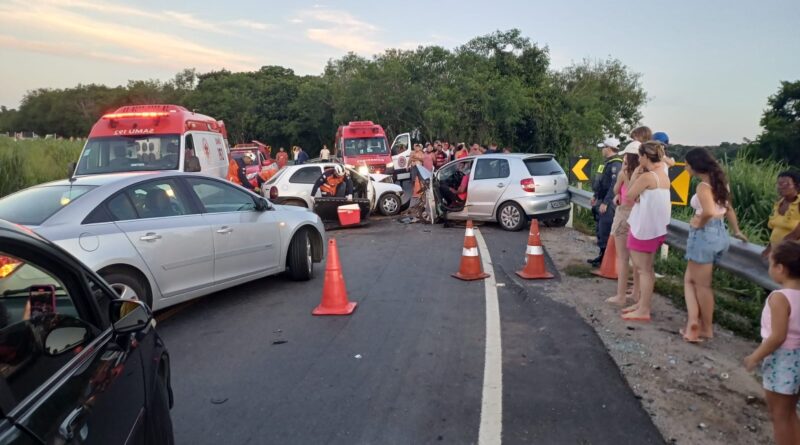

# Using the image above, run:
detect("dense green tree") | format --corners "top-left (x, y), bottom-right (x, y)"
top-left (756, 80), bottom-right (800, 166)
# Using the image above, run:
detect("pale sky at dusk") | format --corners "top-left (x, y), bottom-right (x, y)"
top-left (0, 0), bottom-right (798, 145)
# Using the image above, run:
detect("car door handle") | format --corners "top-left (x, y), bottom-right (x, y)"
top-left (139, 233), bottom-right (161, 241)
top-left (496, 183), bottom-right (506, 188)
top-left (59, 406), bottom-right (87, 441)
top-left (216, 226), bottom-right (233, 234)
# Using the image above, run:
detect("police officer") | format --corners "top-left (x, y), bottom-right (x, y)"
top-left (588, 137), bottom-right (623, 266)
top-left (311, 164), bottom-right (354, 199)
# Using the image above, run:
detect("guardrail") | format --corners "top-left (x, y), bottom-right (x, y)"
top-left (568, 186), bottom-right (777, 290)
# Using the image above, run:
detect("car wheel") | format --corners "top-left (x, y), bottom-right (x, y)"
top-left (102, 271), bottom-right (152, 309)
top-left (546, 216), bottom-right (569, 227)
top-left (378, 193), bottom-right (401, 216)
top-left (146, 372), bottom-right (175, 445)
top-left (287, 229), bottom-right (314, 281)
top-left (497, 202), bottom-right (526, 231)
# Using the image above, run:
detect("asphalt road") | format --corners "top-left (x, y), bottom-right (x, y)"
top-left (157, 216), bottom-right (665, 445)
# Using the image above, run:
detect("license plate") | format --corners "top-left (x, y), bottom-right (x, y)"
top-left (551, 199), bottom-right (567, 208)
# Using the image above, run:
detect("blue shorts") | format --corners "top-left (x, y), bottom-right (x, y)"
top-left (762, 348), bottom-right (800, 395)
top-left (685, 219), bottom-right (729, 264)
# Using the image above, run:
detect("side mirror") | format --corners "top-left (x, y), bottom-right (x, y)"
top-left (257, 197), bottom-right (272, 211)
top-left (67, 161), bottom-right (77, 177)
top-left (109, 299), bottom-right (152, 335)
top-left (44, 320), bottom-right (91, 356)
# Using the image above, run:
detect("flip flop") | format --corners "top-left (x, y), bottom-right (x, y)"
top-left (621, 315), bottom-right (651, 322)
top-left (621, 306), bottom-right (639, 314)
top-left (679, 328), bottom-right (704, 343)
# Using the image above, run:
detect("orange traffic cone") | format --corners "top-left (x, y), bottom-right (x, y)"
top-left (313, 239), bottom-right (357, 315)
top-left (516, 219), bottom-right (554, 279)
top-left (591, 235), bottom-right (617, 280)
top-left (453, 220), bottom-right (490, 281)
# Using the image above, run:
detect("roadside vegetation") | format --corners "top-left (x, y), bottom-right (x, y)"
top-left (0, 137), bottom-right (82, 197)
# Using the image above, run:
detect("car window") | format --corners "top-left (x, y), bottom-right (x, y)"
top-left (289, 167), bottom-right (322, 184)
top-left (125, 180), bottom-right (191, 219)
top-left (188, 178), bottom-right (257, 213)
top-left (107, 193), bottom-right (139, 221)
top-left (524, 157), bottom-right (564, 176)
top-left (0, 185), bottom-right (95, 226)
top-left (474, 159), bottom-right (510, 180)
top-left (0, 251), bottom-right (95, 412)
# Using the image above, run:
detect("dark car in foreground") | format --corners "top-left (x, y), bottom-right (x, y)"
top-left (0, 220), bottom-right (173, 444)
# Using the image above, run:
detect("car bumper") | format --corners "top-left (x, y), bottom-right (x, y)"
top-left (513, 193), bottom-right (571, 218)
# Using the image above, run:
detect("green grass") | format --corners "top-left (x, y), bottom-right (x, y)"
top-left (0, 137), bottom-right (83, 197)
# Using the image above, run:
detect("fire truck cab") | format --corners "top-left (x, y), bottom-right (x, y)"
top-left (335, 121), bottom-right (394, 178)
top-left (73, 104), bottom-right (230, 179)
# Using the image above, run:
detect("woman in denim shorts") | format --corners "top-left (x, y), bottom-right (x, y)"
top-left (681, 148), bottom-right (748, 342)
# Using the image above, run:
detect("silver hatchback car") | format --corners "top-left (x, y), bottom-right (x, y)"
top-left (433, 154), bottom-right (570, 231)
top-left (0, 172), bottom-right (326, 311)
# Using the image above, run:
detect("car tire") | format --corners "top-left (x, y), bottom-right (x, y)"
top-left (146, 372), bottom-right (175, 445)
top-left (102, 271), bottom-right (152, 309)
top-left (287, 229), bottom-right (314, 281)
top-left (546, 216), bottom-right (569, 227)
top-left (378, 193), bottom-right (402, 216)
top-left (497, 202), bottom-right (526, 231)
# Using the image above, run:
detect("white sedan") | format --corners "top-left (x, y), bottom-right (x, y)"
top-left (0, 172), bottom-right (327, 311)
top-left (263, 163), bottom-right (407, 216)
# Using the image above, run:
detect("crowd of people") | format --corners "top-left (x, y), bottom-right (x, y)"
top-left (588, 126), bottom-right (800, 445)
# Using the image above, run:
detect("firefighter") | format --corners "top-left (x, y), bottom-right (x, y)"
top-left (311, 164), bottom-right (354, 199)
top-left (231, 152), bottom-right (263, 192)
top-left (588, 137), bottom-right (623, 267)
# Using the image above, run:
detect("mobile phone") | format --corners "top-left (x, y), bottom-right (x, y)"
top-left (29, 285), bottom-right (56, 318)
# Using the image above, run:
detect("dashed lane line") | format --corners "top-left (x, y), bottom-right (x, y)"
top-left (475, 228), bottom-right (503, 445)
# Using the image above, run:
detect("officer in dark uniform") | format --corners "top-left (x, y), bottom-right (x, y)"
top-left (588, 137), bottom-right (623, 267)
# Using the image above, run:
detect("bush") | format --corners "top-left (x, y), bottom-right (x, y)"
top-left (0, 137), bottom-right (83, 197)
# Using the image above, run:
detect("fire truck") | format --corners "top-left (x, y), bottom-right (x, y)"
top-left (334, 121), bottom-right (394, 178)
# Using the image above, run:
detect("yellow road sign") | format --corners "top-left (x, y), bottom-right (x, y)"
top-left (570, 157), bottom-right (591, 182)
top-left (669, 162), bottom-right (690, 206)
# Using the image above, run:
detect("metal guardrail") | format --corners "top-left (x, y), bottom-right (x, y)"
top-left (568, 186), bottom-right (777, 290)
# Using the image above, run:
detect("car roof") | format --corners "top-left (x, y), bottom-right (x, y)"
top-left (49, 171), bottom-right (170, 187)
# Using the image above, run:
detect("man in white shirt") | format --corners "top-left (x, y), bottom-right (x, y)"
top-left (320, 145), bottom-right (330, 160)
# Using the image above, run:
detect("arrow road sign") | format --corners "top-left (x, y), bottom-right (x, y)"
top-left (669, 162), bottom-right (690, 206)
top-left (570, 157), bottom-right (592, 182)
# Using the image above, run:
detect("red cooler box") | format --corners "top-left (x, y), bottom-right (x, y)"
top-left (337, 204), bottom-right (361, 226)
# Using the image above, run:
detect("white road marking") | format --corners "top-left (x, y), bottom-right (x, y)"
top-left (475, 229), bottom-right (503, 445)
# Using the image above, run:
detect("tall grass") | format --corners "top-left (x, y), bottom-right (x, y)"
top-left (0, 137), bottom-right (83, 197)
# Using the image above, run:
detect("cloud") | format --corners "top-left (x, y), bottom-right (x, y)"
top-left (229, 19), bottom-right (272, 31)
top-left (0, 34), bottom-right (148, 65)
top-left (0, 2), bottom-right (259, 70)
top-left (299, 9), bottom-right (384, 54)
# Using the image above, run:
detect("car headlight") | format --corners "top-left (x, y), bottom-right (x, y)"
top-left (385, 162), bottom-right (394, 168)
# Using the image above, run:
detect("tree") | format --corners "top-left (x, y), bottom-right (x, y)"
top-left (756, 80), bottom-right (800, 166)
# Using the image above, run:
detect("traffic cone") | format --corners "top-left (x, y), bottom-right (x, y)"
top-left (313, 239), bottom-right (357, 315)
top-left (591, 235), bottom-right (618, 280)
top-left (453, 220), bottom-right (490, 281)
top-left (516, 219), bottom-right (554, 279)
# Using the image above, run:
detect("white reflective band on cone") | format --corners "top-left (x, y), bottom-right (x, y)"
top-left (465, 228), bottom-right (475, 237)
top-left (526, 245), bottom-right (544, 255)
top-left (463, 247), bottom-right (479, 257)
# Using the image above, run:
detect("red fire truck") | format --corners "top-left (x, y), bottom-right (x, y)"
top-left (334, 121), bottom-right (395, 178)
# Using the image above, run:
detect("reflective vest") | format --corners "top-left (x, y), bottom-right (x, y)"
top-left (320, 175), bottom-right (345, 195)
top-left (227, 159), bottom-right (241, 185)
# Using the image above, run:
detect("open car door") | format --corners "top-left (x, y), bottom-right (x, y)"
top-left (390, 133), bottom-right (412, 181)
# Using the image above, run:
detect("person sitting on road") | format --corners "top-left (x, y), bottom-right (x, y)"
top-left (234, 152), bottom-right (264, 192)
top-left (311, 165), bottom-right (354, 200)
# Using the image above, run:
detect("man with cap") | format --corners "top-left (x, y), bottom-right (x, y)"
top-left (233, 152), bottom-right (264, 193)
top-left (653, 131), bottom-right (676, 167)
top-left (588, 137), bottom-right (623, 266)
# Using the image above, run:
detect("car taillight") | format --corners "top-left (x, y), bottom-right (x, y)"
top-left (0, 255), bottom-right (22, 279)
top-left (269, 186), bottom-right (278, 200)
top-left (520, 178), bottom-right (536, 192)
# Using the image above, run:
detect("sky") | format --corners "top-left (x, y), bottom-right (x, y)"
top-left (0, 0), bottom-right (798, 145)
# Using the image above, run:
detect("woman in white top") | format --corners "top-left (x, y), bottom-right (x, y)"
top-left (680, 148), bottom-right (747, 342)
top-left (621, 141), bottom-right (672, 322)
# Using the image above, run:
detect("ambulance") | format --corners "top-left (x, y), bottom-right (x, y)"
top-left (334, 121), bottom-right (395, 178)
top-left (72, 104), bottom-right (230, 179)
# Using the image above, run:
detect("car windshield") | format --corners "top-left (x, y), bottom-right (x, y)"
top-left (75, 134), bottom-right (181, 175)
top-left (344, 138), bottom-right (388, 156)
top-left (0, 185), bottom-right (95, 225)
top-left (524, 157), bottom-right (564, 176)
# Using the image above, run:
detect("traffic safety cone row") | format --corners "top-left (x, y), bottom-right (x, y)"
top-left (591, 235), bottom-right (618, 280)
top-left (313, 238), bottom-right (357, 315)
top-left (452, 220), bottom-right (490, 281)
top-left (516, 219), bottom-right (554, 279)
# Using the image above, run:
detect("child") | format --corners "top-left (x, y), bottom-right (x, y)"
top-left (744, 240), bottom-right (800, 445)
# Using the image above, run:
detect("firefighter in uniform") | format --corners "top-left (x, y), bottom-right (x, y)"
top-left (311, 165), bottom-right (354, 199)
top-left (228, 152), bottom-right (264, 193)
top-left (588, 137), bottom-right (623, 267)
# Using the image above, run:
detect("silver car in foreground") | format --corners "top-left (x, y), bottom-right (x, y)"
top-left (433, 153), bottom-right (570, 231)
top-left (0, 172), bottom-right (326, 310)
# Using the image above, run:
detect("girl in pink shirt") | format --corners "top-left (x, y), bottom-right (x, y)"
top-left (745, 240), bottom-right (800, 445)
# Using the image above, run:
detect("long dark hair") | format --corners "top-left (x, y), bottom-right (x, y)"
top-left (624, 153), bottom-right (639, 179)
top-left (685, 148), bottom-right (730, 205)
